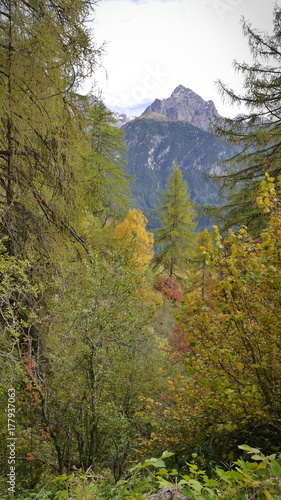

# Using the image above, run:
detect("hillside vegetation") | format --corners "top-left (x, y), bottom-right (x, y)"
top-left (0, 2), bottom-right (280, 499)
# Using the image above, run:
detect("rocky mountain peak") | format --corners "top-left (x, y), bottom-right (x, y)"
top-left (171, 84), bottom-right (192, 96)
top-left (141, 85), bottom-right (220, 131)
top-left (113, 111), bottom-right (133, 128)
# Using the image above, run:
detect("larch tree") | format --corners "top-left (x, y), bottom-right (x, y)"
top-left (115, 209), bottom-right (154, 267)
top-left (152, 164), bottom-right (197, 277)
top-left (85, 100), bottom-right (131, 225)
top-left (0, 0), bottom-right (102, 258)
top-left (0, 1), bottom-right (131, 485)
top-left (214, 5), bottom-right (281, 234)
top-left (0, 0), bottom-right (104, 395)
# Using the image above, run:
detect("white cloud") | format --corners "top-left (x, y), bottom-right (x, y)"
top-left (84, 0), bottom-right (275, 118)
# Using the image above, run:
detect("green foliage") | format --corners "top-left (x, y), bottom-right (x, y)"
top-left (85, 101), bottom-right (131, 223)
top-left (114, 446), bottom-right (281, 500)
top-left (136, 176), bottom-right (281, 464)
top-left (0, 1), bottom-right (137, 494)
top-left (181, 178), bottom-right (281, 450)
top-left (44, 446), bottom-right (281, 500)
top-left (214, 6), bottom-right (281, 234)
top-left (0, 237), bottom-right (44, 386)
top-left (152, 164), bottom-right (197, 277)
top-left (0, 0), bottom-right (102, 258)
top-left (36, 246), bottom-right (165, 479)
top-left (0, 240), bottom-right (47, 493)
top-left (3, 1), bottom-right (281, 498)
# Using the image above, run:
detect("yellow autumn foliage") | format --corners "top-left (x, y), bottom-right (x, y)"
top-left (115, 209), bottom-right (154, 267)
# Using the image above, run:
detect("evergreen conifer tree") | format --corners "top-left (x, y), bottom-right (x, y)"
top-left (214, 6), bottom-right (281, 233)
top-left (86, 101), bottom-right (131, 225)
top-left (152, 164), bottom-right (197, 277)
top-left (0, 0), bottom-right (102, 257)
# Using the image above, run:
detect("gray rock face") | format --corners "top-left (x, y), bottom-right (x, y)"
top-left (146, 487), bottom-right (191, 500)
top-left (121, 110), bottom-right (236, 231)
top-left (142, 85), bottom-right (219, 131)
top-left (113, 112), bottom-right (133, 128)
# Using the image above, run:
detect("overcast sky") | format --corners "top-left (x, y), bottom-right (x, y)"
top-left (84, 0), bottom-right (277, 118)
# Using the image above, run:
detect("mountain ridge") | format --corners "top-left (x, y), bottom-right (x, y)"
top-left (115, 85), bottom-right (233, 230)
top-left (141, 85), bottom-right (220, 131)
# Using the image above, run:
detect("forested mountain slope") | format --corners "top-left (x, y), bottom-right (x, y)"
top-left (122, 108), bottom-right (235, 229)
